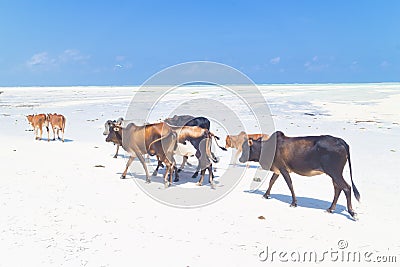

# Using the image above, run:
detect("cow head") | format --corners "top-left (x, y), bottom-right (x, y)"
top-left (239, 137), bottom-right (262, 163)
top-left (225, 135), bottom-right (232, 148)
top-left (103, 119), bottom-right (124, 135)
top-left (103, 120), bottom-right (115, 135)
top-left (105, 124), bottom-right (123, 145)
top-left (26, 115), bottom-right (34, 125)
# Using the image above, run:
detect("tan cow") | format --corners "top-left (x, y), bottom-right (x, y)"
top-left (225, 131), bottom-right (269, 164)
top-left (47, 113), bottom-right (66, 142)
top-left (26, 114), bottom-right (49, 141)
top-left (105, 121), bottom-right (177, 187)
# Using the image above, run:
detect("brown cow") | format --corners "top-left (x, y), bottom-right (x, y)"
top-left (151, 125), bottom-right (208, 177)
top-left (152, 125), bottom-right (223, 188)
top-left (239, 131), bottom-right (360, 219)
top-left (26, 114), bottom-right (49, 141)
top-left (105, 122), bottom-right (177, 187)
top-left (225, 131), bottom-right (269, 164)
top-left (47, 113), bottom-right (66, 142)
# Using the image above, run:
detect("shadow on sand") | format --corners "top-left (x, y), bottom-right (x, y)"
top-left (246, 189), bottom-right (354, 220)
top-left (116, 163), bottom-right (218, 187)
top-left (37, 138), bottom-right (74, 143)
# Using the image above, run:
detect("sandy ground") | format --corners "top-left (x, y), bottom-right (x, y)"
top-left (0, 84), bottom-right (399, 266)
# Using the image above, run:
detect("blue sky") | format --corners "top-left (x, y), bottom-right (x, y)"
top-left (0, 1), bottom-right (399, 86)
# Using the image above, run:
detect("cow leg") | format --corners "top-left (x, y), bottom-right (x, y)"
top-left (113, 145), bottom-right (120, 158)
top-left (280, 169), bottom-right (297, 207)
top-left (39, 126), bottom-right (43, 140)
top-left (152, 160), bottom-right (164, 176)
top-left (34, 127), bottom-right (39, 140)
top-left (61, 128), bottom-right (64, 142)
top-left (327, 182), bottom-right (342, 213)
top-left (136, 153), bottom-right (151, 183)
top-left (263, 173), bottom-right (280, 199)
top-left (324, 165), bottom-right (357, 218)
top-left (233, 148), bottom-right (241, 165)
top-left (208, 165), bottom-right (215, 189)
top-left (52, 127), bottom-right (56, 141)
top-left (178, 156), bottom-right (188, 172)
top-left (173, 166), bottom-right (179, 182)
top-left (197, 168), bottom-right (206, 186)
top-left (163, 163), bottom-right (171, 188)
top-left (328, 173), bottom-right (356, 218)
top-left (191, 160), bottom-right (201, 178)
top-left (121, 156), bottom-right (135, 179)
top-left (46, 126), bottom-right (50, 142)
top-left (170, 161), bottom-right (176, 184)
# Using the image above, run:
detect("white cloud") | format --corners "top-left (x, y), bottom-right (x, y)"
top-left (113, 55), bottom-right (133, 71)
top-left (304, 57), bottom-right (328, 72)
top-left (270, 56), bottom-right (280, 64)
top-left (59, 49), bottom-right (90, 63)
top-left (26, 52), bottom-right (55, 67)
top-left (26, 49), bottom-right (90, 70)
top-left (113, 64), bottom-right (123, 70)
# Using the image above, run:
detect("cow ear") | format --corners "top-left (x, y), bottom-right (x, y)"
top-left (248, 139), bottom-right (253, 146)
top-left (113, 127), bottom-right (120, 132)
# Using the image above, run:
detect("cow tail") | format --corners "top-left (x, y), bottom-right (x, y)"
top-left (45, 114), bottom-right (50, 127)
top-left (210, 132), bottom-right (227, 151)
top-left (343, 140), bottom-right (360, 202)
top-left (205, 137), bottom-right (213, 162)
top-left (147, 134), bottom-right (170, 152)
top-left (62, 116), bottom-right (66, 130)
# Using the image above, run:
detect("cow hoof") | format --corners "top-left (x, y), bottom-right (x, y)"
top-left (164, 182), bottom-right (170, 188)
top-left (263, 194), bottom-right (271, 199)
top-left (326, 208), bottom-right (334, 214)
top-left (290, 203), bottom-right (297, 208)
top-left (191, 172), bottom-right (198, 178)
top-left (173, 178), bottom-right (179, 182)
top-left (196, 182), bottom-right (202, 186)
top-left (177, 169), bottom-right (182, 173)
top-left (113, 155), bottom-right (117, 158)
top-left (120, 175), bottom-right (126, 179)
top-left (146, 179), bottom-right (151, 184)
top-left (210, 182), bottom-right (216, 189)
top-left (152, 171), bottom-right (158, 176)
top-left (349, 210), bottom-right (358, 220)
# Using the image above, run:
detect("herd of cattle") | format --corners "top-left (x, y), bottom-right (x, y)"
top-left (26, 113), bottom-right (360, 219)
top-left (26, 113), bottom-right (66, 142)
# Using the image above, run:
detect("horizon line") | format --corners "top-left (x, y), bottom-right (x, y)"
top-left (1, 81), bottom-right (400, 88)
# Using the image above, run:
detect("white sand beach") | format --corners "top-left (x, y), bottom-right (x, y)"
top-left (0, 83), bottom-right (399, 266)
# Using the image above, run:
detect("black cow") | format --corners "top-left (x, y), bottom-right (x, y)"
top-left (164, 115), bottom-right (226, 179)
top-left (239, 131), bottom-right (360, 218)
top-left (164, 115), bottom-right (210, 130)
